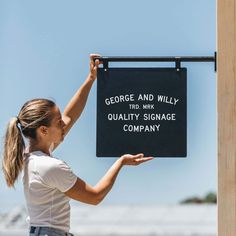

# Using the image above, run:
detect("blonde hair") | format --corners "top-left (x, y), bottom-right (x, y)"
top-left (2, 98), bottom-right (56, 187)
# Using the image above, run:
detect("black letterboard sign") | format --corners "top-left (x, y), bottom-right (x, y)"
top-left (96, 68), bottom-right (187, 157)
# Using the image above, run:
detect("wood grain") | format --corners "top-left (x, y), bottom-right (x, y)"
top-left (218, 0), bottom-right (236, 235)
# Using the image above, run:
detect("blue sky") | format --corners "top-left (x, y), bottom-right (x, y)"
top-left (0, 0), bottom-right (216, 212)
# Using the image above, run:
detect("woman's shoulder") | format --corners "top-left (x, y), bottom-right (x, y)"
top-left (24, 150), bottom-right (66, 168)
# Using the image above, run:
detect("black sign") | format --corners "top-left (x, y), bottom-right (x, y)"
top-left (96, 68), bottom-right (187, 157)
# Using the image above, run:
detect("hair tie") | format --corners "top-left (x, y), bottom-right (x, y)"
top-left (16, 116), bottom-right (24, 135)
top-left (16, 116), bottom-right (22, 129)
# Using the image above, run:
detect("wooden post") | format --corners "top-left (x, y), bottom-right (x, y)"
top-left (218, 0), bottom-right (236, 235)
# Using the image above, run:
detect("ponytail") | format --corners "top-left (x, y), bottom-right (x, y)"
top-left (2, 98), bottom-right (55, 188)
top-left (2, 117), bottom-right (25, 188)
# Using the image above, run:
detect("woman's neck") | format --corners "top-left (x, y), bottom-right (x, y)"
top-left (28, 140), bottom-right (53, 156)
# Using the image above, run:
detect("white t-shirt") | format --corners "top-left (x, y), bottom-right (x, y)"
top-left (23, 150), bottom-right (77, 232)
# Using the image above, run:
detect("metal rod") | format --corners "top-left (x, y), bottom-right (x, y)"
top-left (94, 56), bottom-right (215, 62)
top-left (94, 53), bottom-right (217, 72)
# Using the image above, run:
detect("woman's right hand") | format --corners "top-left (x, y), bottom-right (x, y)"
top-left (120, 153), bottom-right (154, 166)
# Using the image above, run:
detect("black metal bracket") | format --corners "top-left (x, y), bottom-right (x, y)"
top-left (94, 52), bottom-right (217, 72)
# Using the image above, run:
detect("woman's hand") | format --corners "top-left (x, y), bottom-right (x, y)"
top-left (89, 53), bottom-right (102, 81)
top-left (120, 153), bottom-right (154, 166)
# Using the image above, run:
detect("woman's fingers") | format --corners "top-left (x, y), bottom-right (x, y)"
top-left (90, 60), bottom-right (100, 70)
top-left (90, 53), bottom-right (101, 59)
top-left (90, 58), bottom-right (101, 72)
top-left (134, 157), bottom-right (154, 165)
top-left (121, 153), bottom-right (154, 165)
top-left (90, 54), bottom-right (101, 62)
top-left (95, 59), bottom-right (100, 67)
top-left (90, 53), bottom-right (103, 65)
top-left (131, 153), bottom-right (144, 159)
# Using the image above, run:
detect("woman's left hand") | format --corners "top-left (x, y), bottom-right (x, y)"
top-left (89, 54), bottom-right (102, 81)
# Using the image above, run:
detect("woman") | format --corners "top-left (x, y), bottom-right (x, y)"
top-left (2, 54), bottom-right (153, 236)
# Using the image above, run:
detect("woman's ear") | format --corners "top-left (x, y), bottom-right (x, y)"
top-left (39, 126), bottom-right (48, 136)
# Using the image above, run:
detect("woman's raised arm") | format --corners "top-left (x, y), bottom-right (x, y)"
top-left (53, 54), bottom-right (101, 151)
top-left (63, 54), bottom-right (101, 135)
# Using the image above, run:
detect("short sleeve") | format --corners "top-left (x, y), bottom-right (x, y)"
top-left (43, 160), bottom-right (77, 192)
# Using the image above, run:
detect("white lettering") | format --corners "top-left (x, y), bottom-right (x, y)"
top-left (104, 94), bottom-right (135, 105)
top-left (157, 95), bottom-right (179, 105)
top-left (143, 113), bottom-right (176, 121)
top-left (123, 124), bottom-right (160, 132)
top-left (138, 94), bottom-right (154, 101)
top-left (107, 113), bottom-right (140, 121)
